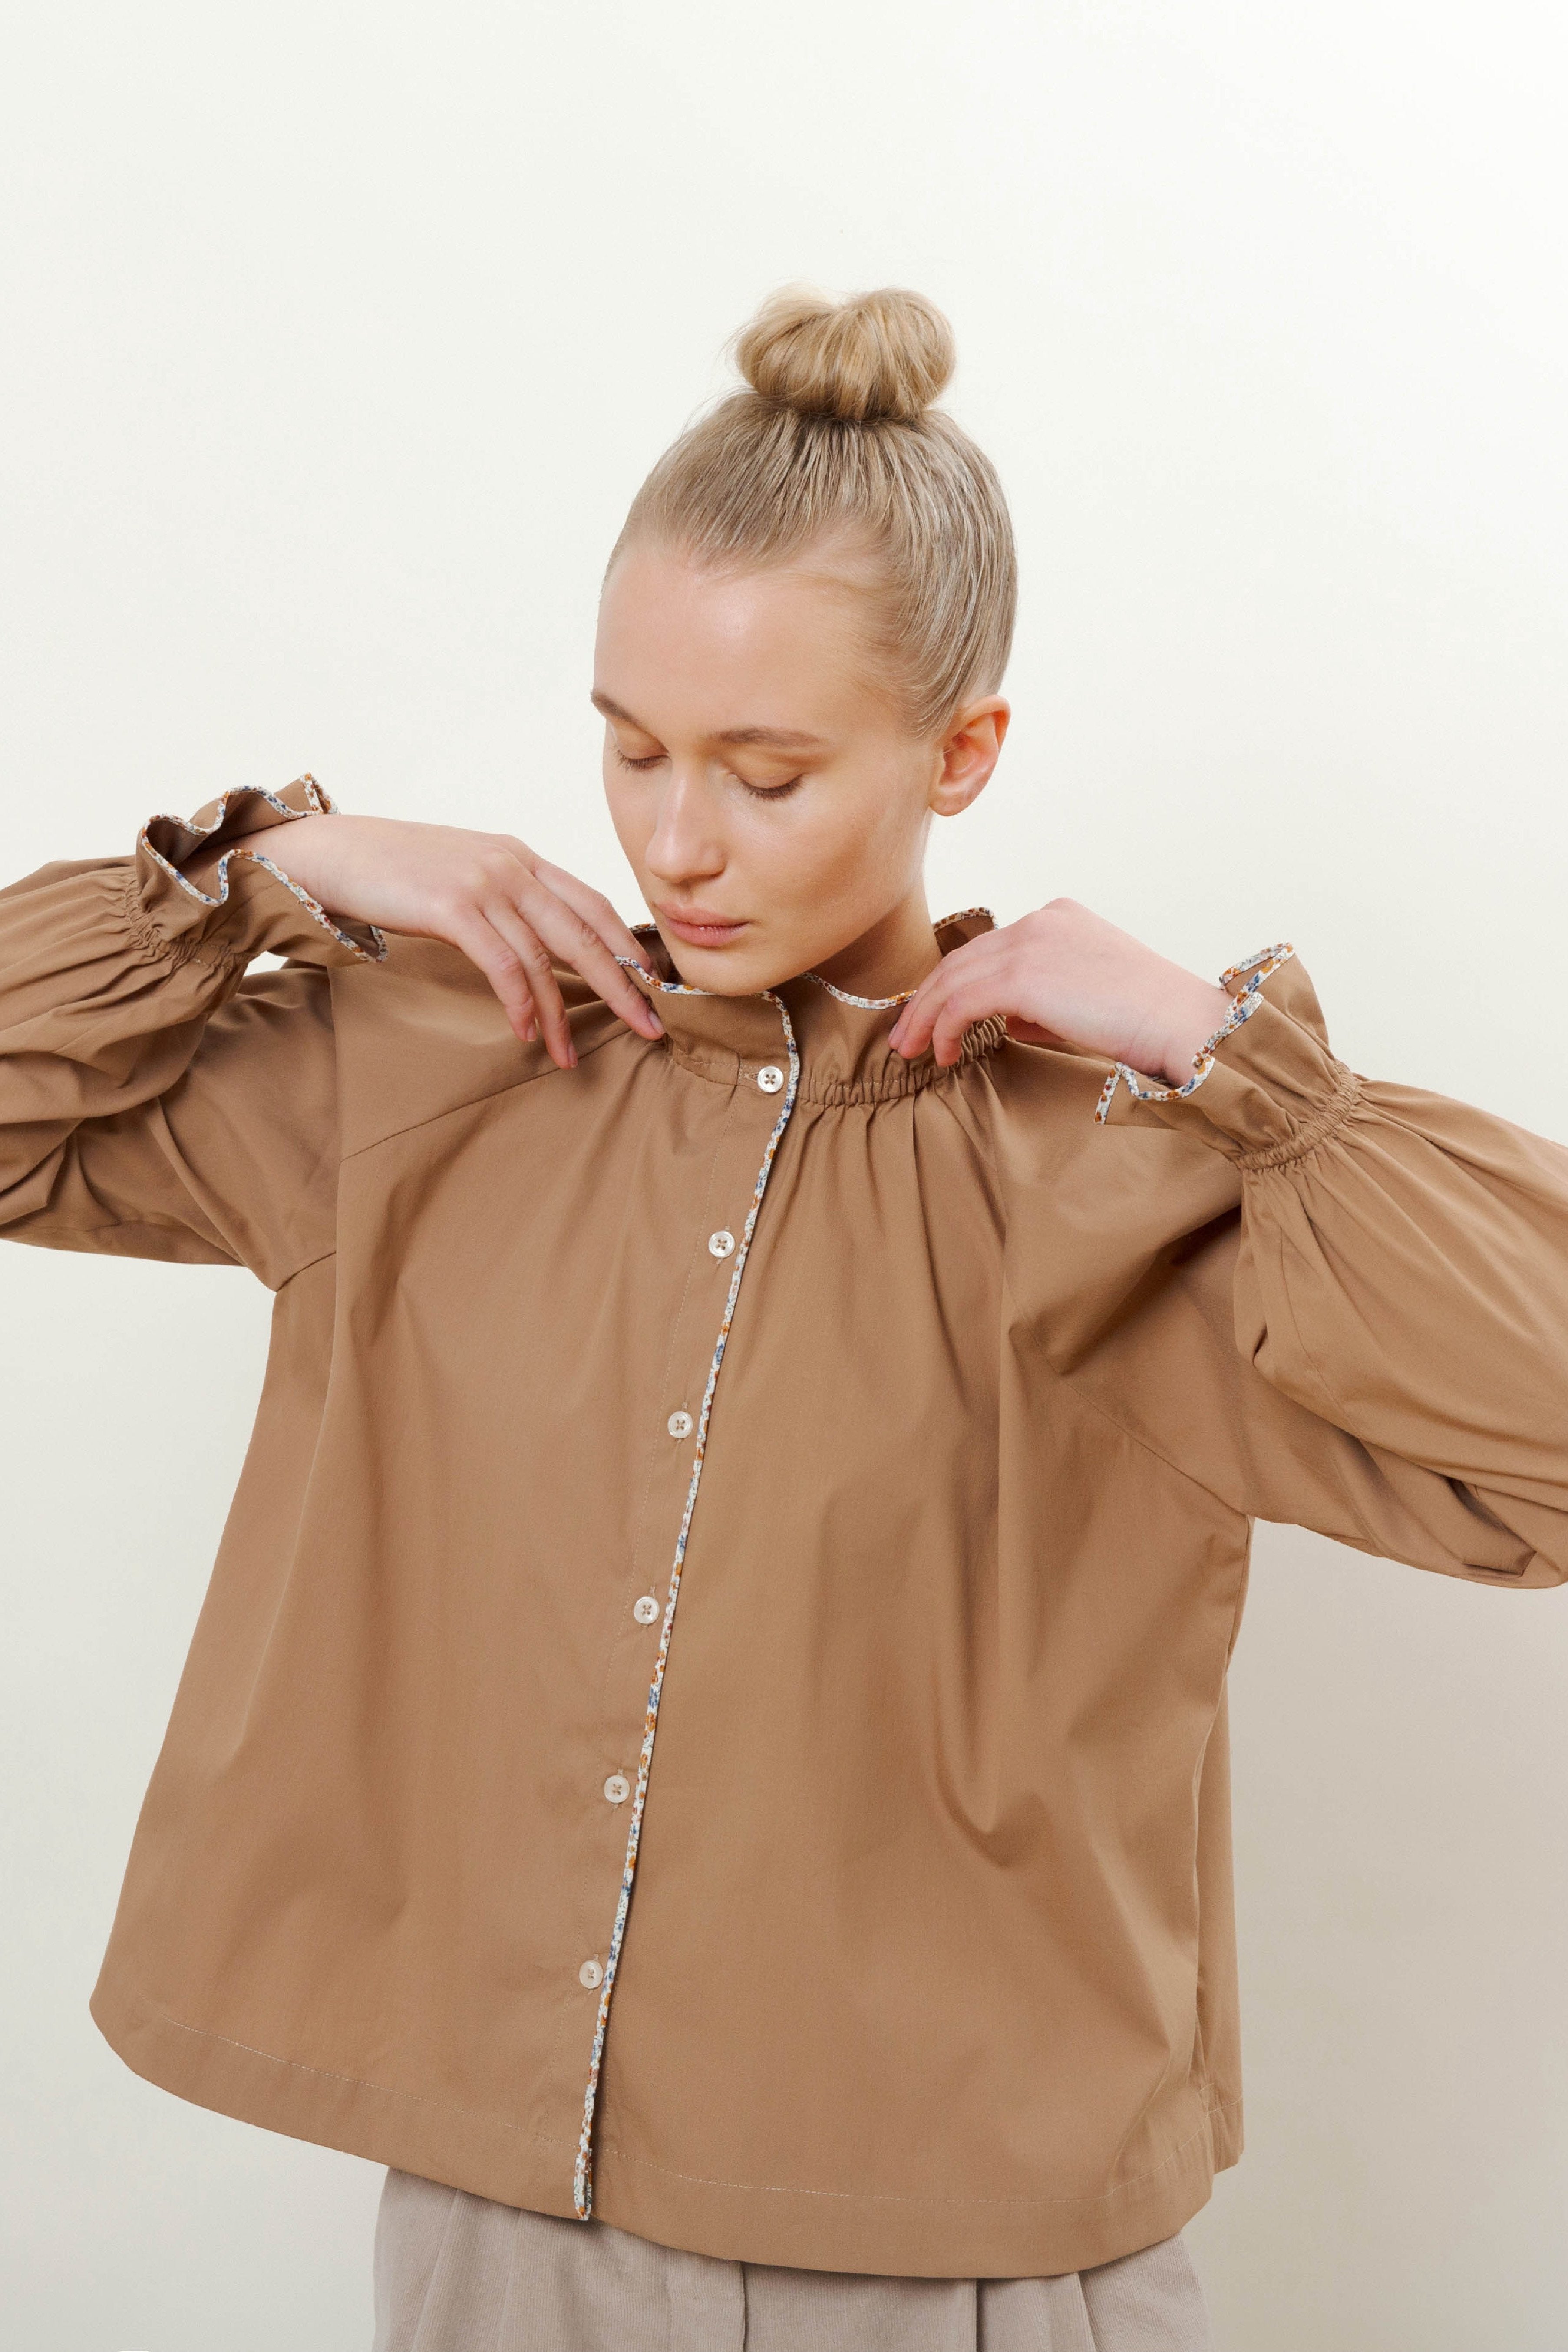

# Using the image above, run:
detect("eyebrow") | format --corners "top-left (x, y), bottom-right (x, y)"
top-left (590, 690), bottom-right (827, 752)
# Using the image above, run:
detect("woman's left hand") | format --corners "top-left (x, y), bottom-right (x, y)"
top-left (888, 899), bottom-right (1233, 1080)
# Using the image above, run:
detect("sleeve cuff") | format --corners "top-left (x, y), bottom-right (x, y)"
top-left (135, 775), bottom-right (387, 967)
top-left (1094, 943), bottom-right (1363, 1166)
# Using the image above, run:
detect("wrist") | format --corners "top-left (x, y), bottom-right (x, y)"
top-left (1148, 980), bottom-right (1233, 1086)
top-left (239, 810), bottom-right (341, 909)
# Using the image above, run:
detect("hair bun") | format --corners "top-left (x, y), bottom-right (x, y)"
top-left (733, 285), bottom-right (955, 424)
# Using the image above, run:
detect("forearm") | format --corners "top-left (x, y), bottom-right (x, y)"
top-left (0, 779), bottom-right (372, 1260)
top-left (1111, 957), bottom-right (1568, 1568)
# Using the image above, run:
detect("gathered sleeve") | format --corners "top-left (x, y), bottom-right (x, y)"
top-left (1015, 953), bottom-right (1568, 1589)
top-left (0, 778), bottom-right (383, 1285)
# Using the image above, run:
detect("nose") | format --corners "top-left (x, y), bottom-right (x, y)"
top-left (644, 769), bottom-right (726, 887)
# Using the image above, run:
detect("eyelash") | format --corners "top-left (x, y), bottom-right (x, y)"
top-left (741, 774), bottom-right (805, 801)
top-left (613, 747), bottom-right (804, 800)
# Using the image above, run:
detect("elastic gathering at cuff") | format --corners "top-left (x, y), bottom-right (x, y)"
top-left (136, 775), bottom-right (387, 964)
top-left (1093, 943), bottom-right (1296, 1125)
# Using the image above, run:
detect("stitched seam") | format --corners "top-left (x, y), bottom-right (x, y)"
top-left (337, 1023), bottom-right (631, 1163)
top-left (1233, 1073), bottom-right (1363, 1172)
top-left (272, 1247), bottom-right (337, 1296)
top-left (145, 2016), bottom-right (1239, 2210)
top-left (595, 2110), bottom-right (1226, 2210)
top-left (152, 2009), bottom-right (575, 2151)
top-left (621, 1089), bottom-right (735, 1610)
top-left (571, 992), bottom-right (802, 2223)
top-left (1001, 1253), bottom-right (1253, 1527)
top-left (118, 870), bottom-right (246, 977)
top-left (552, 1082), bottom-right (741, 2110)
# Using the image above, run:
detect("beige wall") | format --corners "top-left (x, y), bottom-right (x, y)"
top-left (2, 3), bottom-right (1565, 2345)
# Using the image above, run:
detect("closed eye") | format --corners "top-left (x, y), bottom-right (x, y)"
top-left (614, 747), bottom-right (667, 772)
top-left (738, 774), bottom-right (805, 801)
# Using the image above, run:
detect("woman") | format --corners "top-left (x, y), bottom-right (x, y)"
top-left (4, 288), bottom-right (1565, 2352)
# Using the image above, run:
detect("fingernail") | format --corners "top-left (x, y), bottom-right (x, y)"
top-left (647, 1011), bottom-right (664, 1035)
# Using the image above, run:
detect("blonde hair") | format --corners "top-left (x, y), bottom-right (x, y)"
top-left (608, 286), bottom-right (1017, 738)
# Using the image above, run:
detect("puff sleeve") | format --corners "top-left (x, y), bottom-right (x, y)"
top-left (0, 778), bottom-right (383, 1285)
top-left (1019, 953), bottom-right (1568, 1589)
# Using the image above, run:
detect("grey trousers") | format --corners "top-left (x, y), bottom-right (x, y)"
top-left (373, 2167), bottom-right (1215, 2352)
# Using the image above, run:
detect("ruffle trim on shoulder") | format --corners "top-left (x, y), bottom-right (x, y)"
top-left (1093, 943), bottom-right (1296, 1125)
top-left (137, 775), bottom-right (387, 963)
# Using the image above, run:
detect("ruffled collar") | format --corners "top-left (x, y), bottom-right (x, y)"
top-left (623, 909), bottom-right (1007, 1106)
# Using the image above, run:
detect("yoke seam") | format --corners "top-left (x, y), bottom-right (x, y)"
top-left (337, 1022), bottom-right (635, 1163)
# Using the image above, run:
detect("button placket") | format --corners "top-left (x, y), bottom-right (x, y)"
top-left (571, 991), bottom-right (802, 2222)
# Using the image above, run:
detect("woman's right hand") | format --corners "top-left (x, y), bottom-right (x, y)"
top-left (267, 813), bottom-right (664, 1067)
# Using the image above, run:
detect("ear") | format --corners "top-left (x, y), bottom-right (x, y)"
top-left (930, 697), bottom-right (1010, 818)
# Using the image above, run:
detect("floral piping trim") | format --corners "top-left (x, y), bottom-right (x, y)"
top-left (1093, 943), bottom-right (1296, 1124)
top-left (574, 976), bottom-right (802, 2221)
top-left (136, 775), bottom-right (387, 963)
top-left (804, 970), bottom-right (913, 1009)
top-left (801, 907), bottom-right (998, 1009)
top-left (617, 910), bottom-right (998, 1015)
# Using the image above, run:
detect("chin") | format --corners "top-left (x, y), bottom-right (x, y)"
top-left (645, 918), bottom-right (785, 996)
top-left (663, 943), bottom-right (784, 996)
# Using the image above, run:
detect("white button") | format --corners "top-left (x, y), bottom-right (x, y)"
top-left (579, 1958), bottom-right (604, 1989)
top-left (757, 1065), bottom-right (785, 1093)
top-left (633, 1594), bottom-right (660, 1625)
top-left (708, 1229), bottom-right (735, 1259)
top-left (604, 1773), bottom-right (630, 1804)
top-left (667, 1409), bottom-right (693, 1438)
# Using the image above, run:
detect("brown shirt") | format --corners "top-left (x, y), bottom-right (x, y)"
top-left (4, 779), bottom-right (1565, 2280)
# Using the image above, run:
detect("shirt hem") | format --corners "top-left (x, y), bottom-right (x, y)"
top-left (89, 1974), bottom-right (1240, 2278)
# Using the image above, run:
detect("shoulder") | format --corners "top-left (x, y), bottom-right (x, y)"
top-left (326, 935), bottom-right (633, 1158)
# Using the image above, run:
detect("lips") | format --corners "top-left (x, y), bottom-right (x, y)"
top-left (656, 906), bottom-right (748, 947)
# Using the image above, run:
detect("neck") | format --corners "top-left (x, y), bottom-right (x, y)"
top-left (808, 884), bottom-right (943, 1001)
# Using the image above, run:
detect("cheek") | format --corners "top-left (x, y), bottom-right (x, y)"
top-left (602, 764), bottom-right (649, 868)
top-left (756, 794), bottom-right (920, 943)
top-left (811, 772), bottom-right (926, 893)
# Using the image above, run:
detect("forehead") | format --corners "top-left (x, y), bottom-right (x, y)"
top-left (594, 547), bottom-right (886, 739)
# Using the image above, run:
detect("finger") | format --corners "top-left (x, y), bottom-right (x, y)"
top-left (929, 976), bottom-right (1009, 1066)
top-left (889, 940), bottom-right (1000, 1057)
top-left (480, 841), bottom-right (660, 1039)
top-left (512, 872), bottom-right (665, 1042)
top-left (886, 968), bottom-right (953, 1058)
top-left (484, 902), bottom-right (576, 1067)
top-left (529, 857), bottom-right (650, 967)
top-left (446, 909), bottom-right (543, 1044)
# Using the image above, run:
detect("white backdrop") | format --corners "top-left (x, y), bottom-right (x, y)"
top-left (3, 5), bottom-right (1567, 2347)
